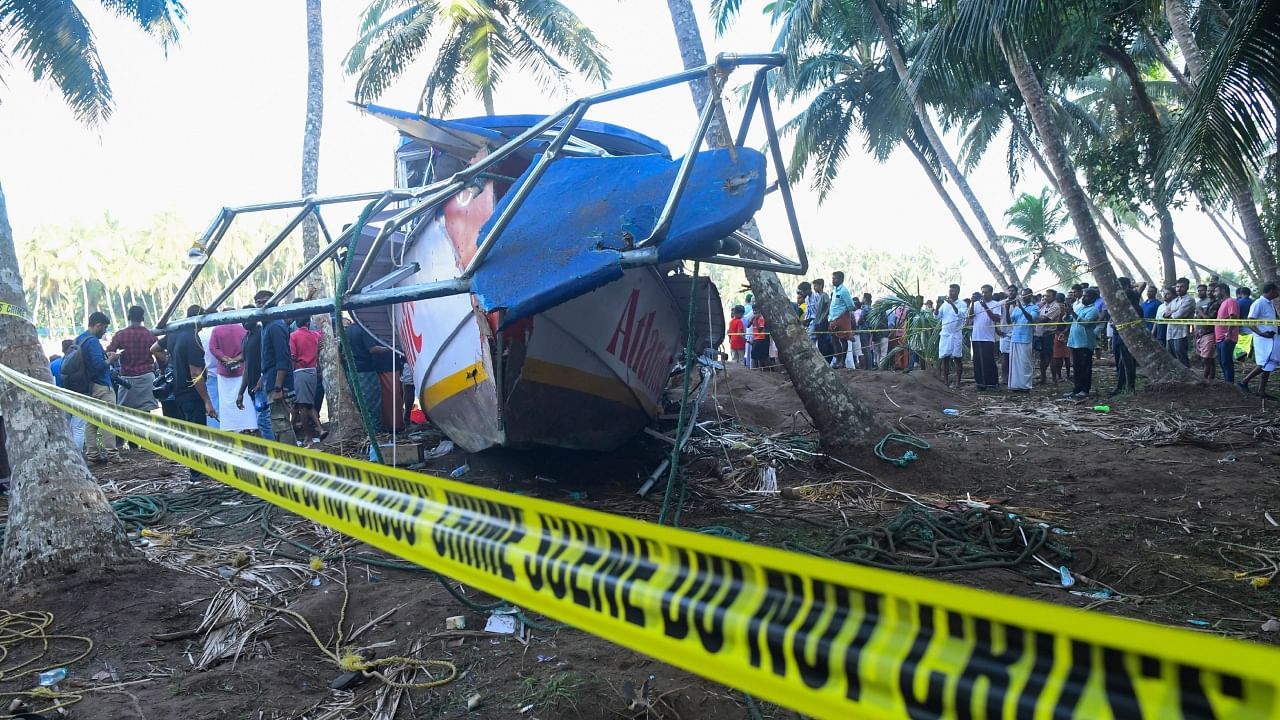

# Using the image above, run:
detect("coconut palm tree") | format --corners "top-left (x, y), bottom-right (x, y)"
top-left (0, 0), bottom-right (186, 582)
top-left (1002, 188), bottom-right (1082, 285)
top-left (666, 0), bottom-right (885, 451)
top-left (345, 0), bottom-right (611, 115)
top-left (765, 2), bottom-right (1009, 285)
top-left (922, 0), bottom-right (1196, 385)
top-left (1163, 0), bottom-right (1278, 284)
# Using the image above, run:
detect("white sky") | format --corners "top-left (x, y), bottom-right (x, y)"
top-left (0, 0), bottom-right (1246, 292)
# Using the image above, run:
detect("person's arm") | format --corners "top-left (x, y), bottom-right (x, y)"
top-left (191, 365), bottom-right (217, 417)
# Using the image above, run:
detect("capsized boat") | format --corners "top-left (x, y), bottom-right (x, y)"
top-left (159, 53), bottom-right (808, 454)
top-left (346, 111), bottom-right (747, 452)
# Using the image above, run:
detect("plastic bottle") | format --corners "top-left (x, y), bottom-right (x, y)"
top-left (38, 668), bottom-right (67, 686)
top-left (942, 408), bottom-right (960, 416)
top-left (1092, 405), bottom-right (1111, 413)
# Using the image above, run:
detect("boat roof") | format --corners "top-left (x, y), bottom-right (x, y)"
top-left (359, 103), bottom-right (671, 158)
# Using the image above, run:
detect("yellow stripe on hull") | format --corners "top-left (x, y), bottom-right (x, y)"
top-left (423, 361), bottom-right (490, 411)
top-left (520, 358), bottom-right (659, 416)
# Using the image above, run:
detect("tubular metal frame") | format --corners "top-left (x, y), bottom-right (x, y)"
top-left (161, 52), bottom-right (806, 334)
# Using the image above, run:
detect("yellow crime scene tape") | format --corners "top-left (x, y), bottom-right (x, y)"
top-left (0, 302), bottom-right (30, 321)
top-left (1, 363), bottom-right (1278, 720)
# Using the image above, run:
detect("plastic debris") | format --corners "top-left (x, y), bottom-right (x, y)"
top-left (1069, 588), bottom-right (1113, 600)
top-left (484, 615), bottom-right (518, 635)
top-left (1091, 405), bottom-right (1111, 413)
top-left (466, 693), bottom-right (483, 711)
top-left (37, 668), bottom-right (67, 687)
top-left (1266, 511), bottom-right (1278, 527)
top-left (1250, 577), bottom-right (1271, 589)
top-left (425, 440), bottom-right (454, 459)
top-left (449, 464), bottom-right (470, 478)
top-left (728, 503), bottom-right (756, 512)
top-left (1057, 566), bottom-right (1075, 587)
top-left (1218, 454), bottom-right (1237, 464)
top-left (942, 408), bottom-right (960, 416)
top-left (445, 616), bottom-right (466, 630)
top-left (1187, 618), bottom-right (1211, 627)
top-left (1261, 618), bottom-right (1280, 632)
top-left (566, 491), bottom-right (587, 501)
top-left (756, 466), bottom-right (778, 494)
top-left (536, 654), bottom-right (556, 663)
top-left (310, 576), bottom-right (322, 587)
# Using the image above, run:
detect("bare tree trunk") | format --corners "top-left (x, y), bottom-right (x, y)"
top-left (1205, 208), bottom-right (1261, 285)
top-left (999, 33), bottom-right (1196, 385)
top-left (1010, 116), bottom-right (1150, 284)
top-left (865, 0), bottom-right (1019, 286)
top-left (1166, 0), bottom-right (1279, 284)
top-left (0, 180), bottom-right (134, 584)
top-left (902, 138), bottom-right (1007, 283)
top-left (1131, 221), bottom-right (1204, 282)
top-left (665, 0), bottom-right (884, 450)
top-left (301, 0), bottom-right (360, 445)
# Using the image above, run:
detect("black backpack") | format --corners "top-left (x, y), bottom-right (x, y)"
top-left (59, 336), bottom-right (93, 395)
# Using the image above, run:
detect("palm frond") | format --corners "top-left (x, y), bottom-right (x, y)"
top-left (345, 4), bottom-right (436, 102)
top-left (710, 0), bottom-right (745, 36)
top-left (508, 0), bottom-right (610, 88)
top-left (421, 27), bottom-right (468, 114)
top-left (345, 0), bottom-right (425, 71)
top-left (1164, 0), bottom-right (1279, 195)
top-left (2, 0), bottom-right (113, 125)
top-left (97, 0), bottom-right (186, 48)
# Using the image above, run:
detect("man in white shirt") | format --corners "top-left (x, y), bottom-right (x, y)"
top-left (968, 284), bottom-right (1003, 390)
top-left (1163, 278), bottom-right (1195, 367)
top-left (1238, 282), bottom-right (1279, 398)
top-left (935, 283), bottom-right (968, 387)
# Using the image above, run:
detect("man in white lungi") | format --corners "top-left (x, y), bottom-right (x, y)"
top-left (1007, 288), bottom-right (1040, 391)
top-left (1238, 282), bottom-right (1279, 399)
top-left (935, 283), bottom-right (968, 387)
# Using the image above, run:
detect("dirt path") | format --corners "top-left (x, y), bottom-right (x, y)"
top-left (1, 362), bottom-right (1276, 718)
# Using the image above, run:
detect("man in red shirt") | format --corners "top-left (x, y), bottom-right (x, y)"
top-left (106, 306), bottom-right (160, 427)
top-left (289, 316), bottom-right (324, 444)
top-left (727, 305), bottom-right (746, 365)
top-left (1214, 282), bottom-right (1240, 384)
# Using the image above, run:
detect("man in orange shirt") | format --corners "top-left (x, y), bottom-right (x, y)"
top-left (727, 305), bottom-right (747, 364)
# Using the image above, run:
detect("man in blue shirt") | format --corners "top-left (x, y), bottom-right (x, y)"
top-left (1007, 288), bottom-right (1040, 391)
top-left (259, 296), bottom-right (296, 445)
top-left (1068, 289), bottom-right (1102, 399)
top-left (76, 312), bottom-right (122, 462)
top-left (827, 271), bottom-right (855, 367)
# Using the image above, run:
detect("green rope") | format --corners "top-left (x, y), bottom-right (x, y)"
top-left (697, 526), bottom-right (749, 541)
top-left (658, 262), bottom-right (702, 527)
top-left (335, 200), bottom-right (385, 464)
top-left (873, 432), bottom-right (931, 467)
top-left (820, 505), bottom-right (1075, 577)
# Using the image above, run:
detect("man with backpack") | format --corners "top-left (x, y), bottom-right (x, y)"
top-left (63, 311), bottom-right (121, 462)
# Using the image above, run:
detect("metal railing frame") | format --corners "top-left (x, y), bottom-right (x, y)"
top-left (161, 52), bottom-right (806, 334)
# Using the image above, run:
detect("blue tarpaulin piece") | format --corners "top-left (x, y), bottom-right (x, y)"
top-left (471, 148), bottom-right (766, 323)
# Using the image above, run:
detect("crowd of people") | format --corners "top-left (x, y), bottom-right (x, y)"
top-left (726, 271), bottom-right (1280, 401)
top-left (47, 295), bottom-right (419, 463)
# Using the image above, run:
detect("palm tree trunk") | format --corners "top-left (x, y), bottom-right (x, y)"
top-left (1131, 221), bottom-right (1204, 282)
top-left (902, 138), bottom-right (1007, 283)
top-left (998, 33), bottom-right (1195, 385)
top-left (1205, 209), bottom-right (1261, 286)
top-left (665, 0), bottom-right (884, 450)
top-left (0, 180), bottom-right (134, 582)
top-left (1142, 24), bottom-right (1193, 94)
top-left (301, 0), bottom-right (360, 445)
top-left (1098, 44), bottom-right (1183, 288)
top-left (865, 0), bottom-right (1019, 286)
top-left (1009, 115), bottom-right (1149, 284)
top-left (1166, 0), bottom-right (1279, 284)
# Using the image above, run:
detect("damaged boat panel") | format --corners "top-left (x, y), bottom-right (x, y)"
top-left (470, 148), bottom-right (766, 325)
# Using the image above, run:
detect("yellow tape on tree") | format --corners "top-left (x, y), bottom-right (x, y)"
top-left (0, 302), bottom-right (30, 321)
top-left (1, 363), bottom-right (1276, 720)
